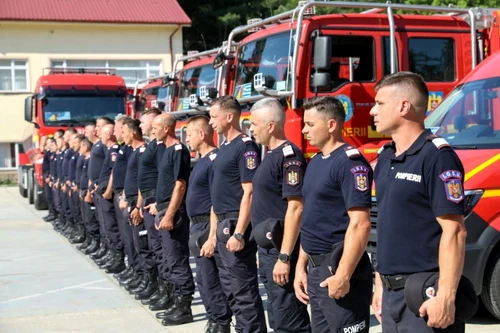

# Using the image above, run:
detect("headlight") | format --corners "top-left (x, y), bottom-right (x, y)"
top-left (464, 190), bottom-right (484, 218)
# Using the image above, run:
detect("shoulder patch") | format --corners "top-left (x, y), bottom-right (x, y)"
top-left (139, 147), bottom-right (146, 153)
top-left (432, 138), bottom-right (449, 150)
top-left (440, 170), bottom-right (464, 203)
top-left (244, 151), bottom-right (257, 169)
top-left (175, 144), bottom-right (182, 151)
top-left (112, 144), bottom-right (119, 148)
top-left (242, 136), bottom-right (252, 143)
top-left (209, 153), bottom-right (217, 161)
top-left (118, 150), bottom-right (124, 154)
top-left (283, 160), bottom-right (302, 168)
top-left (351, 165), bottom-right (370, 192)
top-left (344, 146), bottom-right (361, 158)
top-left (286, 169), bottom-right (300, 186)
top-left (282, 145), bottom-right (295, 157)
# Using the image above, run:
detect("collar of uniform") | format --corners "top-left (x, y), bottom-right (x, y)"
top-left (224, 133), bottom-right (244, 145)
top-left (392, 129), bottom-right (432, 161)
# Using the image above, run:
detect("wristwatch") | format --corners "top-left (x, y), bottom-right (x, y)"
top-left (278, 253), bottom-right (291, 263)
top-left (234, 232), bottom-right (244, 241)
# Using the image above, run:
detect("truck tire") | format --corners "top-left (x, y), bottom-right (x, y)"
top-left (27, 170), bottom-right (34, 205)
top-left (481, 249), bottom-right (500, 320)
top-left (19, 169), bottom-right (28, 198)
top-left (34, 180), bottom-right (48, 210)
top-left (19, 185), bottom-right (27, 198)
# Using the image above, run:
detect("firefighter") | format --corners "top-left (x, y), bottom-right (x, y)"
top-left (249, 98), bottom-right (311, 333)
top-left (370, 72), bottom-right (467, 333)
top-left (183, 115), bottom-right (233, 333)
top-left (295, 96), bottom-right (373, 333)
top-left (42, 136), bottom-right (57, 222)
top-left (94, 123), bottom-right (125, 274)
top-left (120, 118), bottom-right (157, 300)
top-left (49, 129), bottom-right (64, 230)
top-left (74, 136), bottom-right (90, 251)
top-left (209, 96), bottom-right (267, 333)
top-left (151, 113), bottom-right (194, 326)
top-left (60, 127), bottom-right (77, 238)
top-left (53, 134), bottom-right (69, 233)
top-left (67, 134), bottom-right (85, 244)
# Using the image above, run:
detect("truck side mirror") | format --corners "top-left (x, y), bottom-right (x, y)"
top-left (24, 95), bottom-right (34, 123)
top-left (313, 36), bottom-right (332, 71)
top-left (311, 72), bottom-right (331, 90)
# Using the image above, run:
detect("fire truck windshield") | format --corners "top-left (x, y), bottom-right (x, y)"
top-left (178, 65), bottom-right (218, 99)
top-left (234, 32), bottom-right (292, 98)
top-left (425, 76), bottom-right (500, 148)
top-left (42, 95), bottom-right (125, 126)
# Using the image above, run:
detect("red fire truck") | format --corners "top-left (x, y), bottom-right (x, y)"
top-left (368, 50), bottom-right (500, 320)
top-left (20, 68), bottom-right (129, 210)
top-left (213, 2), bottom-right (499, 160)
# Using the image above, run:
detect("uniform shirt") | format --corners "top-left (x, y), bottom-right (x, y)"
top-left (211, 135), bottom-right (260, 214)
top-left (251, 142), bottom-right (306, 226)
top-left (301, 144), bottom-right (373, 255)
top-left (186, 149), bottom-right (218, 217)
top-left (68, 150), bottom-right (79, 183)
top-left (80, 157), bottom-right (90, 191)
top-left (138, 139), bottom-right (166, 193)
top-left (56, 150), bottom-right (65, 181)
top-left (62, 148), bottom-right (74, 182)
top-left (112, 143), bottom-right (131, 191)
top-left (42, 149), bottom-right (51, 178)
top-left (49, 151), bottom-right (57, 179)
top-left (75, 154), bottom-right (85, 185)
top-left (375, 130), bottom-right (465, 275)
top-left (88, 140), bottom-right (106, 185)
top-left (125, 144), bottom-right (146, 199)
top-left (98, 143), bottom-right (120, 189)
top-left (156, 143), bottom-right (191, 204)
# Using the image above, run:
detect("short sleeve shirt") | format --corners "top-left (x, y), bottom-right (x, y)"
top-left (112, 144), bottom-right (132, 191)
top-left (211, 134), bottom-right (260, 214)
top-left (301, 144), bottom-right (373, 255)
top-left (124, 144), bottom-right (146, 199)
top-left (156, 143), bottom-right (191, 204)
top-left (98, 144), bottom-right (120, 189)
top-left (42, 150), bottom-right (51, 176)
top-left (80, 157), bottom-right (90, 190)
top-left (56, 150), bottom-right (64, 180)
top-left (75, 154), bottom-right (85, 185)
top-left (138, 139), bottom-right (166, 193)
top-left (88, 140), bottom-right (106, 185)
top-left (186, 149), bottom-right (218, 217)
top-left (251, 142), bottom-right (307, 226)
top-left (374, 130), bottom-right (465, 275)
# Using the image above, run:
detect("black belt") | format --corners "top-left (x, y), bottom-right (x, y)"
top-left (380, 274), bottom-right (410, 291)
top-left (306, 253), bottom-right (328, 268)
top-left (216, 211), bottom-right (239, 221)
top-left (189, 214), bottom-right (211, 224)
top-left (127, 195), bottom-right (138, 206)
top-left (156, 201), bottom-right (170, 212)
top-left (141, 189), bottom-right (155, 198)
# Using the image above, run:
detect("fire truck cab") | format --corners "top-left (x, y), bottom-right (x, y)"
top-left (215, 1), bottom-right (499, 160)
top-left (21, 67), bottom-right (128, 210)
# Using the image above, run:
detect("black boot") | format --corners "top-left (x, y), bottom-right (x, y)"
top-left (100, 248), bottom-right (122, 268)
top-left (105, 252), bottom-right (126, 274)
top-left (82, 237), bottom-right (99, 255)
top-left (141, 278), bottom-right (166, 305)
top-left (134, 271), bottom-right (159, 300)
top-left (129, 271), bottom-right (150, 294)
top-left (161, 295), bottom-right (193, 326)
top-left (69, 224), bottom-right (86, 244)
top-left (122, 273), bottom-right (144, 291)
top-left (149, 291), bottom-right (174, 312)
top-left (90, 241), bottom-right (109, 260)
top-left (212, 323), bottom-right (231, 333)
top-left (95, 249), bottom-right (114, 266)
top-left (114, 266), bottom-right (133, 280)
top-left (76, 231), bottom-right (92, 250)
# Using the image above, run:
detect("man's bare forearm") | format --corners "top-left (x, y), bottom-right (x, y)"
top-left (280, 198), bottom-right (303, 255)
top-left (165, 180), bottom-right (186, 217)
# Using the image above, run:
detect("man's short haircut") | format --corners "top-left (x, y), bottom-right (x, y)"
top-left (65, 126), bottom-right (77, 135)
top-left (81, 138), bottom-right (93, 150)
top-left (303, 96), bottom-right (346, 124)
top-left (142, 108), bottom-right (162, 117)
top-left (187, 115), bottom-right (213, 135)
top-left (251, 97), bottom-right (285, 128)
top-left (97, 116), bottom-right (115, 125)
top-left (115, 115), bottom-right (129, 124)
top-left (46, 137), bottom-right (55, 144)
top-left (212, 95), bottom-right (241, 116)
top-left (74, 134), bottom-right (85, 142)
top-left (375, 71), bottom-right (429, 111)
top-left (123, 118), bottom-right (143, 137)
top-left (54, 129), bottom-right (65, 138)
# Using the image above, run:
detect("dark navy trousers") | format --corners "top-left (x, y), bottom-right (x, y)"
top-left (155, 205), bottom-right (195, 296)
top-left (96, 193), bottom-right (123, 251)
top-left (258, 248), bottom-right (311, 333)
top-left (141, 196), bottom-right (163, 274)
top-left (307, 252), bottom-right (372, 333)
top-left (382, 287), bottom-right (465, 333)
top-left (216, 221), bottom-right (267, 333)
top-left (114, 193), bottom-right (136, 266)
top-left (191, 221), bottom-right (232, 325)
top-left (43, 181), bottom-right (54, 211)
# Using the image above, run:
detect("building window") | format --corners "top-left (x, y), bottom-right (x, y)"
top-left (408, 38), bottom-right (455, 82)
top-left (51, 60), bottom-right (162, 87)
top-left (0, 60), bottom-right (29, 92)
top-left (0, 143), bottom-right (16, 169)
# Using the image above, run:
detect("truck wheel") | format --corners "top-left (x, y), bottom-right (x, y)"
top-left (481, 249), bottom-right (500, 320)
top-left (27, 170), bottom-right (34, 205)
top-left (19, 185), bottom-right (27, 198)
top-left (34, 180), bottom-right (47, 210)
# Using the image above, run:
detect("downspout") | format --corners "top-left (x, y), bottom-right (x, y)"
top-left (169, 25), bottom-right (181, 71)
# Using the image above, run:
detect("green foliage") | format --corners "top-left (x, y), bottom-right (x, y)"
top-left (178, 0), bottom-right (499, 51)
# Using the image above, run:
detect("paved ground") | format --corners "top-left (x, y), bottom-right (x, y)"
top-left (1, 186), bottom-right (500, 332)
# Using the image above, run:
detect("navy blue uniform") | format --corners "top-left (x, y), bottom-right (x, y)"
top-left (111, 144), bottom-right (137, 273)
top-left (301, 144), bottom-right (373, 333)
top-left (251, 142), bottom-right (310, 333)
top-left (125, 144), bottom-right (155, 273)
top-left (57, 149), bottom-right (71, 222)
top-left (68, 151), bottom-right (81, 224)
top-left (138, 139), bottom-right (166, 274)
top-left (186, 149), bottom-right (232, 326)
top-left (211, 134), bottom-right (267, 333)
top-left (375, 130), bottom-right (465, 333)
top-left (154, 143), bottom-right (194, 296)
top-left (96, 143), bottom-right (122, 251)
top-left (80, 157), bottom-right (99, 238)
top-left (88, 140), bottom-right (106, 187)
top-left (42, 150), bottom-right (54, 212)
